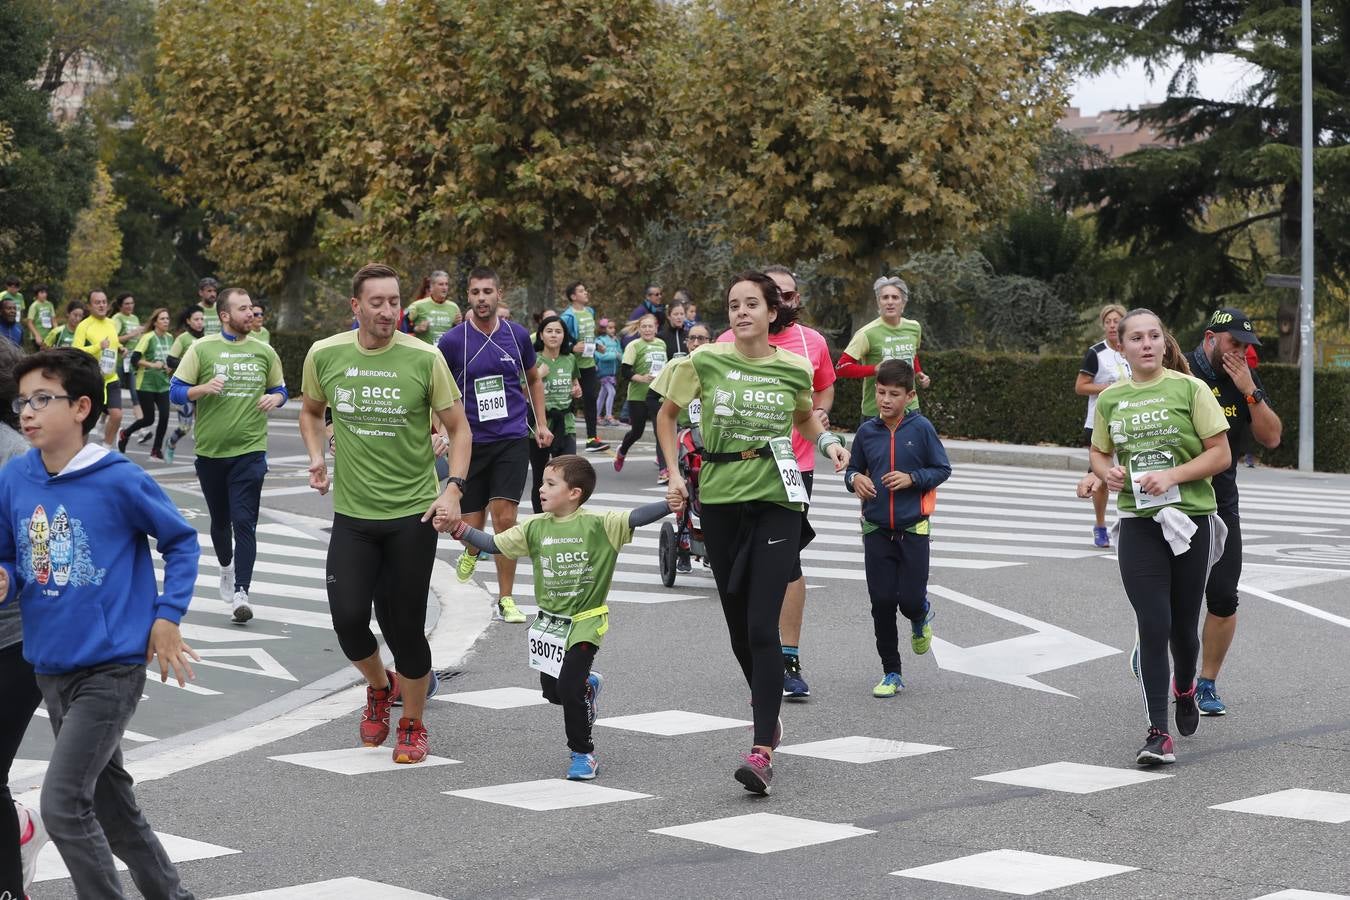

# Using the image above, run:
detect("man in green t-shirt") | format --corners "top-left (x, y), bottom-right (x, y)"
top-left (300, 262), bottom-right (472, 765)
top-left (196, 276), bottom-right (222, 336)
top-left (406, 269), bottom-right (460, 345)
top-left (24, 284), bottom-right (55, 347)
top-left (171, 287), bottom-right (286, 625)
top-left (837, 276), bottom-right (931, 416)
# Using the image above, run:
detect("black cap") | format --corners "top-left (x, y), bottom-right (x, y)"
top-left (1205, 307), bottom-right (1261, 346)
top-left (197, 276), bottom-right (220, 290)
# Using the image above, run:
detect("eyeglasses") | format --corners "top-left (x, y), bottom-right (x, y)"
top-left (780, 290), bottom-right (800, 302)
top-left (687, 335), bottom-right (709, 344)
top-left (12, 392), bottom-right (74, 414)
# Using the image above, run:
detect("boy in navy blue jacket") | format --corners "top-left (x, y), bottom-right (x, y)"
top-left (845, 359), bottom-right (951, 698)
top-left (0, 349), bottom-right (200, 898)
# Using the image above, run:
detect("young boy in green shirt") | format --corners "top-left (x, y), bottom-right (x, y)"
top-left (449, 454), bottom-right (670, 780)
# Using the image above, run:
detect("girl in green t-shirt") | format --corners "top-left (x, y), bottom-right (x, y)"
top-left (43, 302), bottom-right (86, 348)
top-left (121, 307), bottom-right (174, 458)
top-left (114, 293), bottom-right (145, 408)
top-left (1089, 308), bottom-right (1230, 767)
top-left (614, 314), bottom-right (669, 480)
top-left (529, 316), bottom-right (581, 513)
top-left (650, 271), bottom-right (848, 797)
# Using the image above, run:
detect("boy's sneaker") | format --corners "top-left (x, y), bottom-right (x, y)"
top-left (613, 453), bottom-right (626, 473)
top-left (911, 606), bottom-right (934, 655)
top-left (657, 468), bottom-right (669, 485)
top-left (1093, 525), bottom-right (1110, 548)
top-left (735, 750), bottom-right (773, 795)
top-left (17, 800), bottom-right (48, 891)
top-left (230, 590), bottom-right (253, 624)
top-left (1196, 677), bottom-right (1227, 716)
top-left (585, 437), bottom-right (610, 453)
top-left (585, 671), bottom-right (603, 726)
top-left (567, 752), bottom-right (598, 781)
top-left (873, 672), bottom-right (904, 698)
top-left (218, 562), bottom-right (235, 604)
top-left (496, 596), bottom-right (526, 624)
top-left (1174, 680), bottom-right (1200, 736)
top-left (117, 428), bottom-right (130, 452)
top-left (393, 716), bottom-right (429, 764)
top-left (136, 430), bottom-right (152, 444)
top-left (1136, 727), bottom-right (1176, 765)
top-left (454, 550), bottom-right (478, 583)
top-left (783, 655), bottom-right (810, 700)
top-left (360, 670), bottom-right (400, 746)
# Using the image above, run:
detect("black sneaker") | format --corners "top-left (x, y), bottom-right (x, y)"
top-left (585, 437), bottom-right (610, 453)
top-left (783, 656), bottom-right (810, 700)
top-left (1174, 681), bottom-right (1200, 736)
top-left (1136, 727), bottom-right (1175, 765)
top-left (117, 429), bottom-right (130, 453)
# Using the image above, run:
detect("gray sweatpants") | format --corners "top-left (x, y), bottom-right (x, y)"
top-left (38, 663), bottom-right (193, 900)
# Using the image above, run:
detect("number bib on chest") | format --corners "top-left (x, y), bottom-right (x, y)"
top-left (770, 436), bottom-right (808, 503)
top-left (39, 312), bottom-right (52, 329)
top-left (1130, 448), bottom-right (1181, 510)
top-left (475, 375), bottom-right (508, 422)
top-left (580, 341), bottom-right (595, 358)
top-left (648, 356), bottom-right (665, 376)
top-left (99, 347), bottom-right (117, 376)
top-left (527, 611), bottom-right (571, 678)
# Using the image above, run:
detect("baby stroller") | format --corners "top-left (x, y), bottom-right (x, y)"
top-left (659, 424), bottom-right (709, 586)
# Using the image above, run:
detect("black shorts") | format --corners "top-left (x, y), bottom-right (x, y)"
top-left (463, 437), bottom-right (530, 513)
top-left (105, 381), bottom-right (122, 414)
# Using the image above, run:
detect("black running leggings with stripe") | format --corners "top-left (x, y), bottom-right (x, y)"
top-left (125, 390), bottom-right (170, 452)
top-left (541, 641), bottom-right (598, 754)
top-left (618, 392), bottom-right (666, 467)
top-left (326, 512), bottom-right (436, 679)
top-left (700, 500), bottom-right (803, 748)
top-left (1117, 515), bottom-right (1213, 732)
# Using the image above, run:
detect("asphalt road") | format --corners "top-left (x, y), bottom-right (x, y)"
top-left (18, 417), bottom-right (1350, 899)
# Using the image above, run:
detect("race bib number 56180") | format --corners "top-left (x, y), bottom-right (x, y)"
top-left (474, 375), bottom-right (508, 422)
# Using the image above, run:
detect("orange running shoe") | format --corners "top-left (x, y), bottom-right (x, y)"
top-left (359, 670), bottom-right (400, 747)
top-left (393, 716), bottom-right (429, 764)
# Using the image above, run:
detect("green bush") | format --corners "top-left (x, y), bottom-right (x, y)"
top-left (829, 349), bottom-right (1350, 473)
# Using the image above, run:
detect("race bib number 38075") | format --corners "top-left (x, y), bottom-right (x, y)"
top-left (527, 611), bottom-right (571, 678)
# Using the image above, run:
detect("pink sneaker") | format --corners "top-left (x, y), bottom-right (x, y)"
top-left (613, 453), bottom-right (625, 473)
top-left (735, 749), bottom-right (773, 795)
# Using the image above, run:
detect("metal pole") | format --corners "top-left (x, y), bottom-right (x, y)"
top-left (1298, 0), bottom-right (1315, 471)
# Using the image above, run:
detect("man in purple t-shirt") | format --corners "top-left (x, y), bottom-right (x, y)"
top-left (439, 266), bottom-right (552, 624)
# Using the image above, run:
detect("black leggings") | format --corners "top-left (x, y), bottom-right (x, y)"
top-left (618, 392), bottom-right (666, 467)
top-left (577, 367), bottom-right (599, 440)
top-left (541, 641), bottom-right (598, 753)
top-left (125, 390), bottom-right (170, 452)
top-left (1117, 515), bottom-right (1215, 731)
top-left (326, 512), bottom-right (436, 678)
top-left (1204, 506), bottom-right (1241, 617)
top-left (529, 412), bottom-right (577, 514)
top-left (0, 642), bottom-right (42, 897)
top-left (700, 501), bottom-right (805, 747)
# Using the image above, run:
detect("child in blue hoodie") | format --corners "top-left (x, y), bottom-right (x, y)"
top-left (0, 348), bottom-right (200, 899)
top-left (844, 359), bottom-right (951, 698)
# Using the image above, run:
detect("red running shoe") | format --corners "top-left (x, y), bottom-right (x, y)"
top-left (393, 716), bottom-right (429, 764)
top-left (360, 670), bottom-right (400, 747)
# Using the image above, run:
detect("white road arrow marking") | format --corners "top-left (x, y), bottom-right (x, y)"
top-left (193, 648), bottom-right (297, 682)
top-left (928, 585), bottom-right (1119, 697)
top-left (179, 622), bottom-right (287, 643)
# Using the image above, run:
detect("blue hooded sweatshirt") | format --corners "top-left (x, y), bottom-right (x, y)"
top-left (0, 445), bottom-right (200, 675)
top-left (845, 413), bottom-right (952, 532)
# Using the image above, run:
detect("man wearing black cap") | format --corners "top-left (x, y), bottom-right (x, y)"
top-left (1184, 307), bottom-right (1282, 716)
top-left (196, 277), bottom-right (222, 337)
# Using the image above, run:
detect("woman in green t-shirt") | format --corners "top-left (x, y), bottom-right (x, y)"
top-left (614, 314), bottom-right (669, 480)
top-left (652, 272), bottom-right (848, 797)
top-left (836, 276), bottom-right (931, 416)
top-left (1089, 308), bottom-right (1230, 767)
top-left (529, 315), bottom-right (581, 513)
top-left (114, 292), bottom-right (145, 410)
top-left (120, 307), bottom-right (173, 458)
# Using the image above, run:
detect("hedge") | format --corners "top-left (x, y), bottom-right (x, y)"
top-left (270, 334), bottom-right (1350, 473)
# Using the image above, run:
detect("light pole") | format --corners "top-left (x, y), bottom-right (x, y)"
top-left (1298, 0), bottom-right (1315, 471)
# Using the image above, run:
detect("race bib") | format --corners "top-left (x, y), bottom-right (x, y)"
top-left (99, 347), bottom-right (117, 376)
top-left (527, 611), bottom-right (571, 678)
top-left (648, 357), bottom-right (665, 376)
top-left (770, 436), bottom-right (808, 504)
top-left (688, 398), bottom-right (702, 425)
top-left (474, 375), bottom-right (508, 422)
top-left (580, 341), bottom-right (595, 359)
top-left (1130, 448), bottom-right (1181, 510)
top-left (39, 312), bottom-right (52, 329)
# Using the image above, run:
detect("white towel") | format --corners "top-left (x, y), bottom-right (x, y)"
top-left (1111, 507), bottom-right (1229, 562)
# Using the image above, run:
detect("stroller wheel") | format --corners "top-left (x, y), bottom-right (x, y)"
top-left (658, 521), bottom-right (678, 587)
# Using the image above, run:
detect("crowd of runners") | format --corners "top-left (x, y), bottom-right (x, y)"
top-left (0, 264), bottom-right (1282, 897)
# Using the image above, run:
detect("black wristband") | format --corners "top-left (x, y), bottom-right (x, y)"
top-left (446, 476), bottom-right (466, 490)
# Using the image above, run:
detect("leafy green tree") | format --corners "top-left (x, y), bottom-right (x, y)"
top-left (668, 0), bottom-right (1065, 327)
top-left (143, 0), bottom-right (378, 327)
top-left (352, 0), bottom-right (670, 315)
top-left (63, 162), bottom-right (124, 298)
top-left (1047, 0), bottom-right (1350, 361)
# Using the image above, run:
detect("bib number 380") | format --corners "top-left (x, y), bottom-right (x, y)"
top-left (527, 611), bottom-right (571, 678)
top-left (770, 436), bottom-right (808, 504)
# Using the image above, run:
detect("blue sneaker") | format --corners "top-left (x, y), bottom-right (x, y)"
top-left (585, 672), bottom-right (603, 727)
top-left (1196, 678), bottom-right (1227, 716)
top-left (783, 657), bottom-right (810, 700)
top-left (567, 752), bottom-right (598, 781)
top-left (1093, 526), bottom-right (1110, 548)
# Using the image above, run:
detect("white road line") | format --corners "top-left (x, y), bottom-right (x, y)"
top-left (1239, 583), bottom-right (1350, 629)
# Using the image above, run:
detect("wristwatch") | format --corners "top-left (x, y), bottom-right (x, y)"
top-left (1245, 389), bottom-right (1267, 406)
top-left (446, 476), bottom-right (467, 490)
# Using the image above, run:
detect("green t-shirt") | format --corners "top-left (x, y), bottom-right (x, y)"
top-left (407, 297), bottom-right (460, 345)
top-left (302, 330), bottom-right (461, 520)
top-left (253, 326), bottom-right (271, 345)
top-left (653, 343), bottom-right (814, 509)
top-left (44, 325), bottom-right (75, 348)
top-left (168, 330), bottom-right (198, 369)
top-left (844, 316), bottom-right (923, 415)
top-left (493, 508), bottom-right (634, 648)
top-left (174, 333), bottom-right (285, 458)
top-left (114, 313), bottom-right (141, 371)
top-left (134, 332), bottom-right (174, 393)
top-left (26, 300), bottom-right (55, 341)
top-left (539, 351), bottom-right (578, 435)
top-left (622, 338), bottom-right (667, 401)
top-left (1091, 368), bottom-right (1229, 517)
top-left (199, 303), bottom-right (222, 336)
top-left (567, 306), bottom-right (597, 370)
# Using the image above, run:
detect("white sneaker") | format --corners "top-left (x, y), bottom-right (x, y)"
top-left (231, 589), bottom-right (253, 624)
top-left (218, 562), bottom-right (235, 604)
top-left (16, 800), bottom-right (48, 891)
